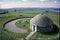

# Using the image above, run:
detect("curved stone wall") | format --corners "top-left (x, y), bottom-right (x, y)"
top-left (3, 16), bottom-right (33, 30)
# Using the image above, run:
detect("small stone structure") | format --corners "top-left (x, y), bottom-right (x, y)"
top-left (30, 14), bottom-right (54, 33)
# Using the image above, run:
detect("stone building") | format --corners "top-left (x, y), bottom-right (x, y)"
top-left (30, 14), bottom-right (54, 33)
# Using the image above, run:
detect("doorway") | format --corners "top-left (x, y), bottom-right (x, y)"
top-left (32, 24), bottom-right (37, 32)
top-left (33, 25), bottom-right (35, 31)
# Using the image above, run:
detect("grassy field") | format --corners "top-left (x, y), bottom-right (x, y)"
top-left (15, 12), bottom-right (60, 40)
top-left (46, 12), bottom-right (59, 25)
top-left (31, 12), bottom-right (60, 40)
top-left (15, 18), bottom-right (31, 32)
top-left (0, 10), bottom-right (40, 40)
top-left (0, 9), bottom-right (60, 40)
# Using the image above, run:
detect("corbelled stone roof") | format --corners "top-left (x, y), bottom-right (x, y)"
top-left (30, 14), bottom-right (53, 27)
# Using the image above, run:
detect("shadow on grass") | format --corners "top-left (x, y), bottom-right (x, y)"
top-left (38, 24), bottom-right (59, 35)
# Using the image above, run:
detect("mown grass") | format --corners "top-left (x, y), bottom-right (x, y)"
top-left (15, 12), bottom-right (60, 40)
top-left (0, 17), bottom-right (17, 40)
top-left (0, 9), bottom-right (60, 40)
top-left (15, 18), bottom-right (31, 32)
top-left (31, 32), bottom-right (58, 39)
top-left (0, 10), bottom-right (40, 40)
top-left (0, 17), bottom-right (32, 40)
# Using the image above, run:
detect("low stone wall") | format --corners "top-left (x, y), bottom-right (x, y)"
top-left (3, 16), bottom-right (33, 30)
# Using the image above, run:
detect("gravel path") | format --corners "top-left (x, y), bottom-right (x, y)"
top-left (26, 31), bottom-right (35, 39)
top-left (4, 19), bottom-right (27, 33)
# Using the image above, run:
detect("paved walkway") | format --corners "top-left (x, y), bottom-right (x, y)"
top-left (4, 19), bottom-right (27, 33)
top-left (25, 31), bottom-right (35, 39)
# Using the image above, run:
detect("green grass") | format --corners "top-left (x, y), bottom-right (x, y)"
top-left (46, 12), bottom-right (60, 27)
top-left (0, 10), bottom-right (42, 17)
top-left (31, 32), bottom-right (58, 39)
top-left (0, 10), bottom-right (40, 40)
top-left (30, 12), bottom-right (60, 40)
top-left (0, 17), bottom-right (32, 40)
top-left (15, 18), bottom-right (32, 32)
top-left (15, 18), bottom-right (32, 39)
top-left (0, 9), bottom-right (60, 40)
top-left (15, 12), bottom-right (60, 40)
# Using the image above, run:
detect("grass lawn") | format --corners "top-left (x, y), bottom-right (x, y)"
top-left (0, 9), bottom-right (60, 40)
top-left (15, 12), bottom-right (60, 40)
top-left (0, 10), bottom-right (40, 40)
top-left (15, 18), bottom-right (33, 39)
top-left (31, 32), bottom-right (59, 39)
top-left (15, 18), bottom-right (32, 32)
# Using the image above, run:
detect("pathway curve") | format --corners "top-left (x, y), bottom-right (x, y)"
top-left (25, 31), bottom-right (35, 39)
top-left (4, 19), bottom-right (27, 33)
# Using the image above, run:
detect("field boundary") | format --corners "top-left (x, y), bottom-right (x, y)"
top-left (3, 16), bottom-right (33, 30)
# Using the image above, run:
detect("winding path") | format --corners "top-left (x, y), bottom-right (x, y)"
top-left (4, 19), bottom-right (27, 33)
